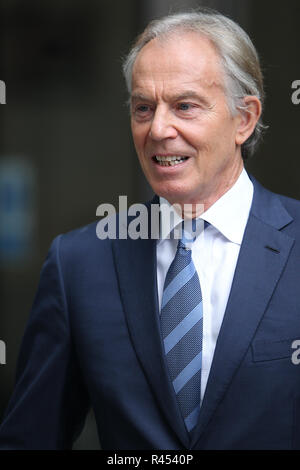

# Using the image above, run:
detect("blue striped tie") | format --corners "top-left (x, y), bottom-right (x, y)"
top-left (160, 221), bottom-right (203, 433)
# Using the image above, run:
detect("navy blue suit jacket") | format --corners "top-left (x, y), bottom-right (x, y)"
top-left (1, 176), bottom-right (300, 449)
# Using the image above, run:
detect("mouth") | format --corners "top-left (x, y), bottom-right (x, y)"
top-left (152, 155), bottom-right (190, 167)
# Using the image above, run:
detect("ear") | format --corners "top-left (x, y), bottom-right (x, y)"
top-left (235, 96), bottom-right (262, 146)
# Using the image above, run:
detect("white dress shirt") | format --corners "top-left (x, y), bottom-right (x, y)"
top-left (156, 168), bottom-right (254, 401)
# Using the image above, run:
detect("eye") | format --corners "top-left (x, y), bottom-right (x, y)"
top-left (132, 104), bottom-right (153, 120)
top-left (177, 102), bottom-right (192, 111)
top-left (136, 105), bottom-right (150, 113)
top-left (176, 102), bottom-right (198, 113)
top-left (175, 101), bottom-right (200, 119)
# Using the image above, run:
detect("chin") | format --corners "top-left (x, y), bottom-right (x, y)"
top-left (155, 185), bottom-right (195, 205)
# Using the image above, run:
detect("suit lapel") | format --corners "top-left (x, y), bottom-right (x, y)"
top-left (112, 198), bottom-right (190, 448)
top-left (191, 177), bottom-right (295, 448)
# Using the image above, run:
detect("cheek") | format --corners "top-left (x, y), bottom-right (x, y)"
top-left (195, 122), bottom-right (235, 156)
top-left (182, 121), bottom-right (217, 149)
top-left (131, 125), bottom-right (149, 152)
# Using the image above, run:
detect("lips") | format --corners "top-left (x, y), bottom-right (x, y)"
top-left (152, 155), bottom-right (189, 167)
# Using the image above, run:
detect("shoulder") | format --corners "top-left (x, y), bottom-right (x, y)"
top-left (250, 174), bottom-right (300, 232)
top-left (277, 193), bottom-right (300, 215)
top-left (49, 219), bottom-right (113, 270)
top-left (276, 193), bottom-right (300, 234)
top-left (251, 174), bottom-right (300, 207)
top-left (53, 196), bottom-right (157, 251)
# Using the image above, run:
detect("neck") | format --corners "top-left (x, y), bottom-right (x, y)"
top-left (174, 163), bottom-right (244, 218)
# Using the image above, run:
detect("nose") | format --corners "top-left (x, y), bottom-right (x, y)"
top-left (149, 105), bottom-right (178, 141)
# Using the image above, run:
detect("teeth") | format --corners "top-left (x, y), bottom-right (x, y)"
top-left (155, 156), bottom-right (188, 166)
top-left (156, 156), bottom-right (186, 161)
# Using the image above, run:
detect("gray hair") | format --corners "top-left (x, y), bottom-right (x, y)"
top-left (122, 9), bottom-right (267, 160)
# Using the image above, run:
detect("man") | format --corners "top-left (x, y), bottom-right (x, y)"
top-left (0, 9), bottom-right (300, 450)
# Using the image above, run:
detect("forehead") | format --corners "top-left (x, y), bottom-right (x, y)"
top-left (131, 32), bottom-right (224, 93)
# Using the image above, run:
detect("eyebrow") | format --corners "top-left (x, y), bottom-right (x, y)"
top-left (131, 90), bottom-right (211, 106)
top-left (130, 93), bottom-right (153, 104)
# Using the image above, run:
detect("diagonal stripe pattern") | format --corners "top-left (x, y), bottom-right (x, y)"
top-left (160, 222), bottom-right (203, 433)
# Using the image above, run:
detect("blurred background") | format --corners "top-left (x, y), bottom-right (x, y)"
top-left (0, 0), bottom-right (299, 449)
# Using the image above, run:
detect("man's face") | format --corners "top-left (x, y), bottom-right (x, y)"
top-left (130, 32), bottom-right (245, 209)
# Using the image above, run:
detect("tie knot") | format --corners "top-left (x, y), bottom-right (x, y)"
top-left (177, 239), bottom-right (191, 252)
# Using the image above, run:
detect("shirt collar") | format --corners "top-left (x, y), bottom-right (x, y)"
top-left (158, 198), bottom-right (184, 242)
top-left (158, 168), bottom-right (253, 245)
